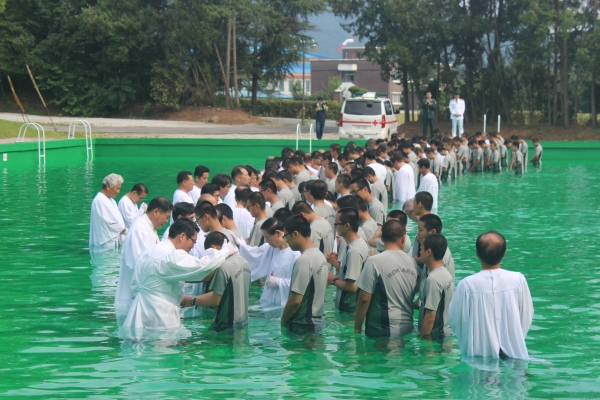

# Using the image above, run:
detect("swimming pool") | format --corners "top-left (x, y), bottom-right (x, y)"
top-left (1, 141), bottom-right (600, 398)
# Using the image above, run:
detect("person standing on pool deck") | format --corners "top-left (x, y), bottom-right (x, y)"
top-left (115, 197), bottom-right (172, 326)
top-left (417, 233), bottom-right (454, 340)
top-left (89, 173), bottom-right (127, 252)
top-left (327, 208), bottom-right (370, 313)
top-left (449, 92), bottom-right (465, 137)
top-left (449, 231), bottom-right (533, 360)
top-left (118, 183), bottom-right (148, 229)
top-left (119, 218), bottom-right (237, 341)
top-left (314, 97), bottom-right (328, 140)
top-left (281, 215), bottom-right (328, 335)
top-left (191, 232), bottom-right (251, 332)
top-left (354, 220), bottom-right (420, 338)
top-left (416, 159), bottom-right (439, 210)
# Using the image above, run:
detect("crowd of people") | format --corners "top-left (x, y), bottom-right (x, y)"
top-left (89, 132), bottom-right (540, 361)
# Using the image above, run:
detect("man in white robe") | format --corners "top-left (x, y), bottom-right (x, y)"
top-left (118, 183), bottom-right (148, 229)
top-left (416, 158), bottom-right (439, 210)
top-left (391, 153), bottom-right (416, 204)
top-left (224, 166), bottom-right (251, 209)
top-left (89, 173), bottom-right (127, 252)
top-left (449, 231), bottom-right (533, 360)
top-left (119, 218), bottom-right (237, 341)
top-left (114, 197), bottom-right (173, 326)
top-left (171, 171), bottom-right (194, 224)
top-left (449, 93), bottom-right (465, 137)
top-left (189, 165), bottom-right (210, 204)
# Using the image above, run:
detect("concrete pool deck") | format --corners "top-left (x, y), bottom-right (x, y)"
top-left (0, 113), bottom-right (338, 139)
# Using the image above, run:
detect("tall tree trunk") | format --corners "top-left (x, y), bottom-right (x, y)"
top-left (574, 62), bottom-right (580, 125)
top-left (251, 73), bottom-right (258, 115)
top-left (547, 50), bottom-right (552, 125)
top-left (410, 73), bottom-right (416, 123)
top-left (592, 0), bottom-right (598, 128)
top-left (233, 16), bottom-right (240, 110)
top-left (226, 17), bottom-right (232, 99)
top-left (561, 0), bottom-right (569, 127)
top-left (402, 68), bottom-right (410, 124)
top-left (553, 50), bottom-right (558, 125)
top-left (213, 42), bottom-right (233, 109)
top-left (465, 60), bottom-right (477, 122)
top-left (436, 57), bottom-right (441, 122)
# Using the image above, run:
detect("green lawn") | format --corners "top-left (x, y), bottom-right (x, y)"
top-left (0, 119), bottom-right (91, 140)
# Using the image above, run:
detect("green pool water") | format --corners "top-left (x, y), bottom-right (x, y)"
top-left (1, 148), bottom-right (600, 398)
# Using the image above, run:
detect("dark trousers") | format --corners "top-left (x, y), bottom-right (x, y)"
top-left (422, 118), bottom-right (434, 139)
top-left (315, 120), bottom-right (325, 139)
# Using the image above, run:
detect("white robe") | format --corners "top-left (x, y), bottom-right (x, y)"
top-left (239, 243), bottom-right (299, 308)
top-left (417, 172), bottom-right (439, 210)
top-left (189, 186), bottom-right (202, 205)
top-left (114, 214), bottom-right (159, 325)
top-left (118, 195), bottom-right (144, 229)
top-left (232, 206), bottom-right (255, 239)
top-left (394, 164), bottom-right (416, 203)
top-left (223, 185), bottom-right (238, 209)
top-left (367, 162), bottom-right (388, 184)
top-left (89, 192), bottom-right (125, 251)
top-left (171, 189), bottom-right (194, 224)
top-left (118, 239), bottom-right (231, 340)
top-left (449, 269), bottom-right (534, 360)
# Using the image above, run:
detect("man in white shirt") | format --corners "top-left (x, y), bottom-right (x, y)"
top-left (364, 151), bottom-right (387, 183)
top-left (224, 166), bottom-right (251, 209)
top-left (189, 165), bottom-right (210, 204)
top-left (416, 159), bottom-right (439, 210)
top-left (449, 93), bottom-right (465, 138)
top-left (171, 171), bottom-right (194, 224)
top-left (115, 197), bottom-right (173, 325)
top-left (89, 173), bottom-right (127, 252)
top-left (118, 183), bottom-right (148, 229)
top-left (449, 231), bottom-right (533, 360)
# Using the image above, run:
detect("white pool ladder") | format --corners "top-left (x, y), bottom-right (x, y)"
top-left (295, 123), bottom-right (314, 152)
top-left (16, 122), bottom-right (46, 167)
top-left (68, 120), bottom-right (93, 162)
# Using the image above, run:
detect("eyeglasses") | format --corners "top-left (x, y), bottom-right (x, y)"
top-left (185, 233), bottom-right (197, 245)
top-left (283, 232), bottom-right (294, 242)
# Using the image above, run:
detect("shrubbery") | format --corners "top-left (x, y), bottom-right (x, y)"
top-left (238, 99), bottom-right (341, 121)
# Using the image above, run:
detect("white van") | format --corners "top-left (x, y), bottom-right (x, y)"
top-left (338, 93), bottom-right (398, 140)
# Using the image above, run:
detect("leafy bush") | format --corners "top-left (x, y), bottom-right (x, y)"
top-left (239, 99), bottom-right (341, 121)
top-left (348, 85), bottom-right (369, 95)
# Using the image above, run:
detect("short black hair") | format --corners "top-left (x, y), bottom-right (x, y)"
top-left (336, 195), bottom-right (359, 211)
top-left (291, 200), bottom-right (313, 215)
top-left (351, 177), bottom-right (371, 193)
top-left (177, 171), bottom-right (192, 184)
top-left (168, 217), bottom-right (199, 239)
top-left (260, 217), bottom-right (284, 235)
top-left (211, 174), bottom-right (231, 188)
top-left (327, 162), bottom-right (339, 174)
top-left (131, 183), bottom-right (148, 194)
top-left (201, 183), bottom-right (220, 195)
top-left (336, 174), bottom-right (351, 189)
top-left (417, 158), bottom-right (430, 169)
top-left (215, 203), bottom-right (233, 222)
top-left (246, 192), bottom-right (266, 209)
top-left (414, 191), bottom-right (433, 211)
top-left (310, 180), bottom-right (328, 200)
top-left (476, 230), bottom-right (507, 265)
top-left (387, 209), bottom-right (407, 226)
top-left (194, 165), bottom-right (209, 179)
top-left (273, 207), bottom-right (293, 223)
top-left (363, 166), bottom-right (376, 177)
top-left (195, 200), bottom-right (218, 219)
top-left (204, 231), bottom-right (227, 250)
top-left (289, 155), bottom-right (304, 166)
top-left (330, 143), bottom-right (341, 154)
top-left (262, 170), bottom-right (278, 181)
top-left (419, 213), bottom-right (442, 233)
top-left (234, 185), bottom-right (252, 202)
top-left (422, 233), bottom-right (447, 261)
top-left (277, 170), bottom-right (293, 183)
top-left (337, 207), bottom-right (359, 232)
top-left (147, 197), bottom-right (173, 213)
top-left (355, 195), bottom-right (368, 212)
top-left (351, 168), bottom-right (364, 181)
top-left (259, 178), bottom-right (277, 193)
top-left (283, 214), bottom-right (311, 238)
top-left (231, 165), bottom-right (248, 181)
top-left (172, 202), bottom-right (195, 220)
top-left (382, 220), bottom-right (406, 242)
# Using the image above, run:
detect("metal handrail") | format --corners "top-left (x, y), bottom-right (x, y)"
top-left (68, 120), bottom-right (93, 162)
top-left (16, 122), bottom-right (46, 167)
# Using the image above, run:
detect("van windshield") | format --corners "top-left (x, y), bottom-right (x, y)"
top-left (344, 101), bottom-right (382, 116)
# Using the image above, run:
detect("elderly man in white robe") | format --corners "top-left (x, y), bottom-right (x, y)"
top-left (449, 231), bottom-right (533, 360)
top-left (118, 183), bottom-right (149, 229)
top-left (416, 158), bottom-right (439, 210)
top-left (89, 173), bottom-right (127, 252)
top-left (114, 197), bottom-right (173, 326)
top-left (239, 216), bottom-right (300, 309)
top-left (119, 218), bottom-right (237, 341)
